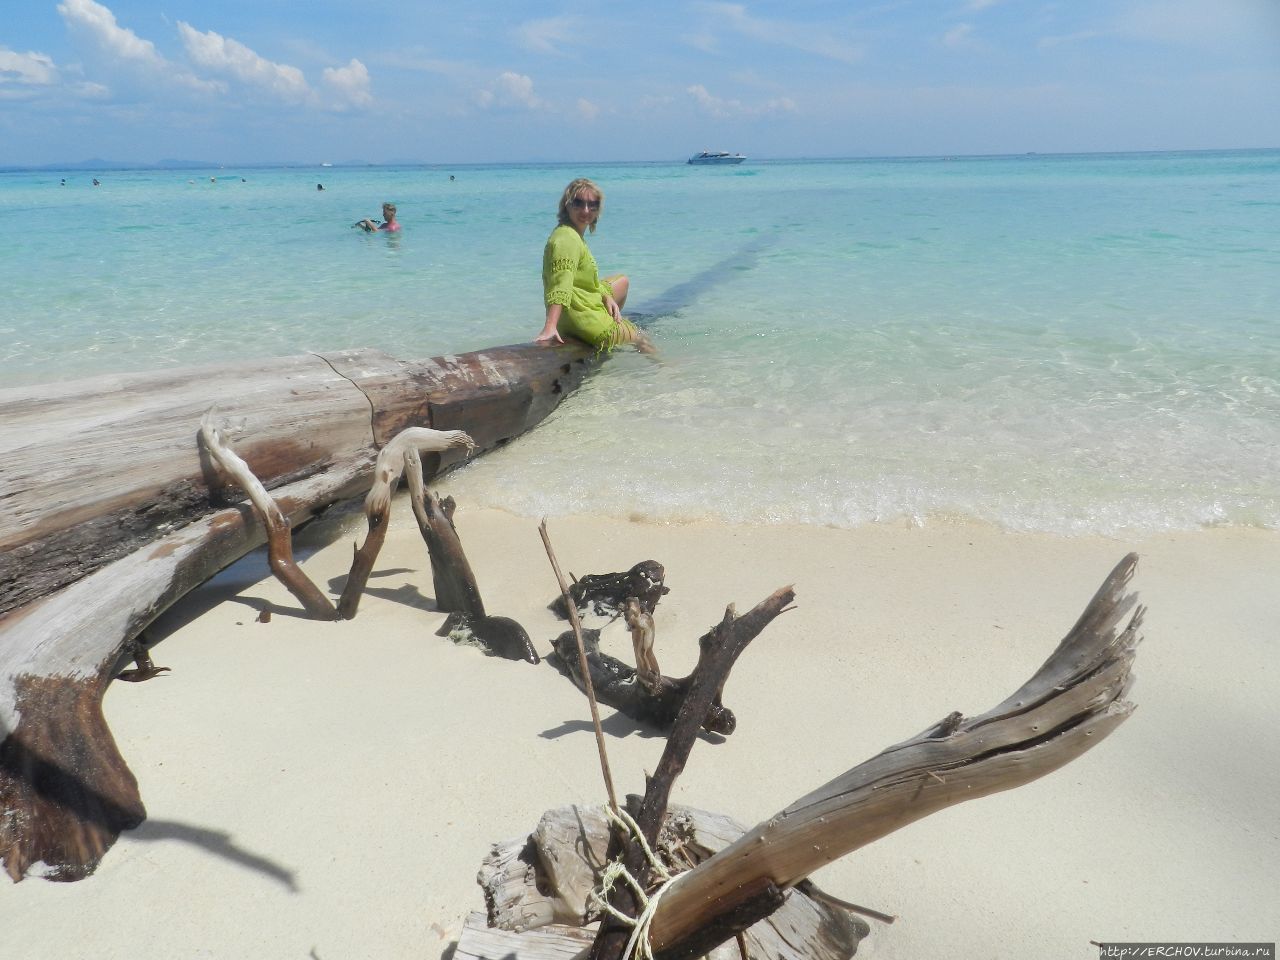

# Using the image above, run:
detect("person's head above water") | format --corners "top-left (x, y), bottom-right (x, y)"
top-left (382, 202), bottom-right (397, 220)
top-left (557, 178), bottom-right (604, 234)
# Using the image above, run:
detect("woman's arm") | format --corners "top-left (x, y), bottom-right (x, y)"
top-left (602, 293), bottom-right (621, 320)
top-left (535, 303), bottom-right (565, 344)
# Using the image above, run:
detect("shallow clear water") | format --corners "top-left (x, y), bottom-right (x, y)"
top-left (2, 151), bottom-right (1277, 534)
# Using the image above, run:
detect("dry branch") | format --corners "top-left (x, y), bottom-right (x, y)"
top-left (337, 428), bottom-right (475, 619)
top-left (464, 555), bottom-right (1142, 960)
top-left (644, 553), bottom-right (1143, 954)
top-left (551, 561), bottom-right (670, 621)
top-left (200, 411), bottom-right (338, 620)
top-left (592, 587), bottom-right (797, 960)
top-left (408, 487), bottom-right (538, 664)
top-left (548, 629), bottom-right (735, 735)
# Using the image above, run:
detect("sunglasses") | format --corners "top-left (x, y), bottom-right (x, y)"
top-left (570, 197), bottom-right (600, 211)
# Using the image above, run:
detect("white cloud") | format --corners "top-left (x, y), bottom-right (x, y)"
top-left (177, 22), bottom-right (311, 102)
top-left (681, 32), bottom-right (720, 54)
top-left (57, 0), bottom-right (220, 93)
top-left (1037, 30), bottom-right (1102, 50)
top-left (1113, 0), bottom-right (1280, 52)
top-left (687, 83), bottom-right (795, 118)
top-left (478, 71), bottom-right (544, 110)
top-left (514, 16), bottom-right (581, 56)
top-left (963, 0), bottom-right (1002, 10)
top-left (72, 80), bottom-right (110, 98)
top-left (0, 48), bottom-right (59, 86)
top-left (323, 58), bottom-right (372, 108)
top-left (943, 23), bottom-right (977, 48)
top-left (58, 0), bottom-right (161, 64)
top-left (700, 2), bottom-right (864, 65)
top-left (1036, 1), bottom-right (1279, 56)
top-left (576, 97), bottom-right (600, 121)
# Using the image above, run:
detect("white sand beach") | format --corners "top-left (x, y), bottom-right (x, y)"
top-left (5, 501), bottom-right (1278, 959)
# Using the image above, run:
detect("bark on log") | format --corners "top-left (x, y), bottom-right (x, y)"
top-left (0, 344), bottom-right (599, 618)
top-left (0, 341), bottom-right (600, 882)
top-left (0, 458), bottom-right (368, 882)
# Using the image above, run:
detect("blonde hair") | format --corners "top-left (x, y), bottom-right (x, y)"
top-left (382, 202), bottom-right (396, 215)
top-left (557, 178), bottom-right (604, 233)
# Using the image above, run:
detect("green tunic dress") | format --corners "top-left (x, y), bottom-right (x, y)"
top-left (542, 224), bottom-right (637, 349)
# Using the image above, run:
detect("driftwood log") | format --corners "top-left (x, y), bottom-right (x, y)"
top-left (0, 341), bottom-right (601, 882)
top-left (474, 803), bottom-right (868, 960)
top-left (591, 586), bottom-right (798, 960)
top-left (457, 554), bottom-right (1143, 960)
top-left (411, 488), bottom-right (538, 664)
top-left (336, 427), bottom-right (477, 619)
top-left (199, 411), bottom-right (342, 620)
top-left (549, 629), bottom-right (736, 735)
top-left (551, 561), bottom-right (670, 620)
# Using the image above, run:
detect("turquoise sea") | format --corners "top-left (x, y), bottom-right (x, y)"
top-left (2, 151), bottom-right (1277, 535)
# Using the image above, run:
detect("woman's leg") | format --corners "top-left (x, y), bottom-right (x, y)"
top-left (604, 274), bottom-right (629, 310)
top-left (610, 318), bottom-right (655, 354)
top-left (603, 274), bottom-right (652, 352)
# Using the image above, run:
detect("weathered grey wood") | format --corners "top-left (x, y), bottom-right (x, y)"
top-left (0, 354), bottom-right (373, 617)
top-left (0, 340), bottom-right (600, 882)
top-left (548, 629), bottom-right (735, 735)
top-left (476, 804), bottom-right (867, 960)
top-left (199, 412), bottom-right (340, 620)
top-left (456, 911), bottom-right (596, 960)
top-left (0, 344), bottom-right (599, 618)
top-left (337, 429), bottom-right (476, 619)
top-left (467, 557), bottom-right (1141, 960)
top-left (645, 554), bottom-right (1144, 953)
top-left (592, 587), bottom-right (797, 960)
top-left (0, 457), bottom-right (370, 881)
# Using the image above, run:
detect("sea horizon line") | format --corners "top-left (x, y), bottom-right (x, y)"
top-left (3, 145), bottom-right (1278, 176)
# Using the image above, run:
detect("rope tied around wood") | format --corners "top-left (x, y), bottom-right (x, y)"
top-left (590, 806), bottom-right (686, 960)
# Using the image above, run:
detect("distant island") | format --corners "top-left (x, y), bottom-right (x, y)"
top-left (0, 158), bottom-right (396, 173)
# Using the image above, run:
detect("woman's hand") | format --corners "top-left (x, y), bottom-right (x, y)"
top-left (603, 295), bottom-right (621, 321)
top-left (536, 304), bottom-right (565, 345)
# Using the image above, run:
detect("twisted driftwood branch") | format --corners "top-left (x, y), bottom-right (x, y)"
top-left (406, 483), bottom-right (538, 664)
top-left (200, 411), bottom-right (338, 620)
top-left (337, 428), bottom-right (475, 619)
top-left (459, 555), bottom-right (1143, 960)
top-left (645, 553), bottom-right (1144, 956)
top-left (592, 586), bottom-right (798, 960)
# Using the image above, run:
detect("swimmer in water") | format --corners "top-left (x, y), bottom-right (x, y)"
top-left (355, 202), bottom-right (400, 233)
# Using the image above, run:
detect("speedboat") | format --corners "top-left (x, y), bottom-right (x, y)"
top-left (688, 151), bottom-right (746, 165)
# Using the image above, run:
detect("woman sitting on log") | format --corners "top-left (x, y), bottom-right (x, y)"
top-left (535, 178), bottom-right (653, 353)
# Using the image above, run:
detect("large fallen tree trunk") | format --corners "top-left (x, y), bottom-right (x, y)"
top-left (0, 341), bottom-right (601, 883)
top-left (0, 345), bottom-right (598, 617)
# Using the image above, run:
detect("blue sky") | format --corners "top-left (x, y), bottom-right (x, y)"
top-left (2, 0), bottom-right (1277, 165)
